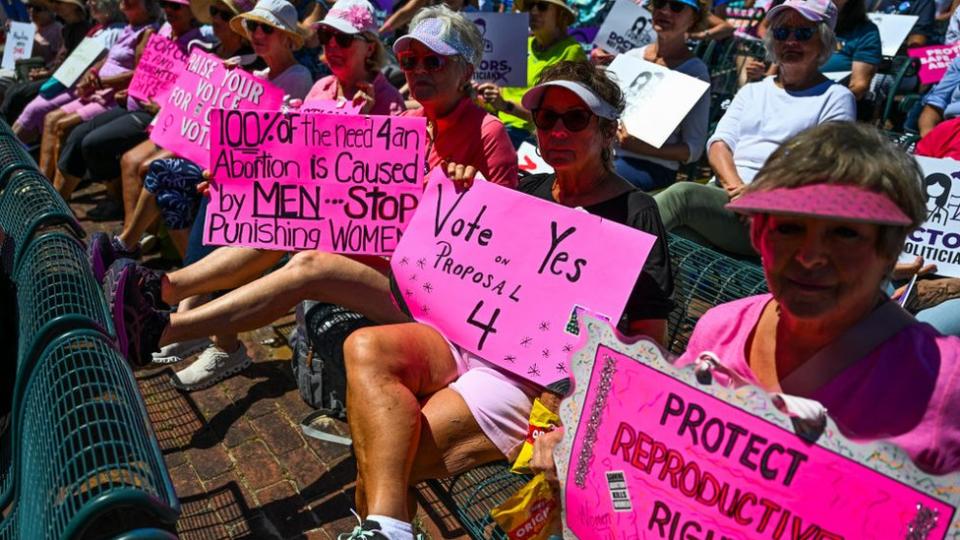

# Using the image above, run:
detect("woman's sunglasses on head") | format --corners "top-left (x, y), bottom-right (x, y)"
top-left (319, 29), bottom-right (361, 48)
top-left (209, 5), bottom-right (233, 20)
top-left (244, 19), bottom-right (275, 35)
top-left (531, 108), bottom-right (593, 132)
top-left (771, 25), bottom-right (815, 41)
top-left (398, 52), bottom-right (448, 73)
top-left (649, 0), bottom-right (691, 12)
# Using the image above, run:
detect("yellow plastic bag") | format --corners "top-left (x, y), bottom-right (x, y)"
top-left (490, 473), bottom-right (561, 540)
top-left (511, 398), bottom-right (560, 474)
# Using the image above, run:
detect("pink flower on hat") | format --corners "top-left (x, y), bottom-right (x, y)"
top-left (329, 4), bottom-right (376, 32)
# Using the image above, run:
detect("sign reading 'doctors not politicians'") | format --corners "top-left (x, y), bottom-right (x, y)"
top-left (128, 34), bottom-right (189, 103)
top-left (608, 54), bottom-right (709, 148)
top-left (150, 50), bottom-right (285, 169)
top-left (868, 13), bottom-right (919, 57)
top-left (2, 21), bottom-right (35, 71)
top-left (204, 110), bottom-right (426, 255)
top-left (390, 171), bottom-right (657, 388)
top-left (554, 317), bottom-right (960, 539)
top-left (51, 36), bottom-right (106, 88)
top-left (901, 156), bottom-right (960, 278)
top-left (909, 42), bottom-right (960, 85)
top-left (464, 13), bottom-right (528, 87)
top-left (593, 0), bottom-right (655, 54)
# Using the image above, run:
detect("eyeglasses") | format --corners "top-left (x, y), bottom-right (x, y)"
top-left (244, 19), bottom-right (275, 35)
top-left (209, 5), bottom-right (233, 21)
top-left (160, 0), bottom-right (183, 10)
top-left (650, 0), bottom-right (691, 12)
top-left (771, 25), bottom-right (816, 41)
top-left (397, 53), bottom-right (448, 73)
top-left (318, 29), bottom-right (360, 48)
top-left (531, 108), bottom-right (593, 132)
top-left (528, 1), bottom-right (551, 11)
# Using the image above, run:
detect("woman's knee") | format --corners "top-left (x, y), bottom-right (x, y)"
top-left (286, 250), bottom-right (337, 286)
top-left (344, 327), bottom-right (394, 378)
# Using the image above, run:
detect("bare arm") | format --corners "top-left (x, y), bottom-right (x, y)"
top-left (380, 0), bottom-right (430, 33)
top-left (848, 60), bottom-right (878, 100)
top-left (708, 140), bottom-right (745, 189)
top-left (919, 104), bottom-right (944, 137)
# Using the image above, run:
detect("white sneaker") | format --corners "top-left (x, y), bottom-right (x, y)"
top-left (171, 343), bottom-right (252, 391)
top-left (152, 337), bottom-right (212, 364)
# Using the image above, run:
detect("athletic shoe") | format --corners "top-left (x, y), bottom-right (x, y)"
top-left (336, 519), bottom-right (390, 540)
top-left (152, 336), bottom-right (212, 364)
top-left (105, 258), bottom-right (169, 368)
top-left (88, 232), bottom-right (140, 283)
top-left (171, 343), bottom-right (252, 391)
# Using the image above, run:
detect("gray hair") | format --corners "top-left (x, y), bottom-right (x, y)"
top-left (762, 10), bottom-right (836, 67)
top-left (408, 5), bottom-right (483, 67)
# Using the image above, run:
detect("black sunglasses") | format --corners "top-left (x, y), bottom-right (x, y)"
top-left (397, 53), bottom-right (448, 73)
top-left (771, 25), bottom-right (815, 41)
top-left (160, 0), bottom-right (183, 10)
top-left (209, 5), bottom-right (233, 20)
top-left (650, 0), bottom-right (692, 12)
top-left (532, 108), bottom-right (593, 132)
top-left (244, 19), bottom-right (275, 35)
top-left (318, 29), bottom-right (361, 48)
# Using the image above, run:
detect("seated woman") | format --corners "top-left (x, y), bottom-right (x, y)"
top-left (337, 60), bottom-right (673, 539)
top-left (819, 0), bottom-right (880, 101)
top-left (654, 0), bottom-right (854, 257)
top-left (105, 6), bottom-right (517, 388)
top-left (613, 0), bottom-right (711, 192)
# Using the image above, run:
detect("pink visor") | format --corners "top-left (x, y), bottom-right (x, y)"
top-left (726, 184), bottom-right (913, 226)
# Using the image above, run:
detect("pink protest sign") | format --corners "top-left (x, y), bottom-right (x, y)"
top-left (127, 34), bottom-right (188, 103)
top-left (149, 50), bottom-right (285, 169)
top-left (909, 42), bottom-right (960, 85)
top-left (555, 318), bottom-right (960, 539)
top-left (390, 172), bottom-right (657, 388)
top-left (204, 110), bottom-right (426, 255)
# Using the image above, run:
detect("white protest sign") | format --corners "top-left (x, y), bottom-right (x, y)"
top-left (2, 21), bottom-right (35, 71)
top-left (902, 156), bottom-right (960, 277)
top-left (50, 37), bottom-right (106, 88)
top-left (867, 13), bottom-right (919, 57)
top-left (607, 54), bottom-right (709, 148)
top-left (517, 141), bottom-right (553, 175)
top-left (823, 71), bottom-right (851, 82)
top-left (593, 0), bottom-right (655, 54)
top-left (464, 12), bottom-right (528, 88)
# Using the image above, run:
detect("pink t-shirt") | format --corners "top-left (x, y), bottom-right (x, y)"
top-left (402, 97), bottom-right (518, 188)
top-left (676, 293), bottom-right (960, 475)
top-left (304, 73), bottom-right (405, 116)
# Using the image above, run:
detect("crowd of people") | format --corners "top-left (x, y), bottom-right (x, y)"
top-left (2, 0), bottom-right (960, 534)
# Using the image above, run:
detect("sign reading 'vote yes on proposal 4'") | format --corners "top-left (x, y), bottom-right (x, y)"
top-left (901, 156), bottom-right (960, 278)
top-left (150, 50), bottom-right (286, 169)
top-left (555, 318), bottom-right (960, 539)
top-left (464, 12), bottom-right (528, 88)
top-left (593, 0), bottom-right (655, 54)
top-left (128, 34), bottom-right (189, 103)
top-left (204, 110), bottom-right (426, 255)
top-left (390, 171), bottom-right (657, 389)
top-left (608, 54), bottom-right (710, 148)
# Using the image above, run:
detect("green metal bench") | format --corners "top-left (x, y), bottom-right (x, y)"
top-left (0, 134), bottom-right (38, 191)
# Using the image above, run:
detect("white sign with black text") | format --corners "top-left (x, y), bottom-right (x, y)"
top-left (593, 0), bottom-right (655, 54)
top-left (465, 12), bottom-right (529, 88)
top-left (902, 156), bottom-right (960, 278)
top-left (50, 36), bottom-right (107, 88)
top-left (2, 21), bottom-right (35, 71)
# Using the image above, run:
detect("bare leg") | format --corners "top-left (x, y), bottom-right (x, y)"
top-left (55, 169), bottom-right (83, 200)
top-left (161, 247), bottom-right (285, 305)
top-left (345, 324), bottom-right (502, 520)
top-left (117, 184), bottom-right (161, 249)
top-left (168, 229), bottom-right (191, 259)
top-left (50, 113), bottom-right (82, 185)
top-left (39, 109), bottom-right (67, 179)
top-left (13, 121), bottom-right (38, 145)
top-left (158, 251), bottom-right (405, 346)
top-left (119, 142), bottom-right (161, 230)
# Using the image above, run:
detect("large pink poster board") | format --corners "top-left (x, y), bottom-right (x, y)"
top-left (909, 43), bottom-right (960, 85)
top-left (390, 172), bottom-right (657, 388)
top-left (149, 50), bottom-right (285, 169)
top-left (127, 34), bottom-right (188, 103)
top-left (204, 110), bottom-right (426, 254)
top-left (556, 319), bottom-right (960, 539)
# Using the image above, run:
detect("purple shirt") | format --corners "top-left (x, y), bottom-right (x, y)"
top-left (676, 293), bottom-right (960, 475)
top-left (98, 22), bottom-right (155, 79)
top-left (305, 73), bottom-right (405, 116)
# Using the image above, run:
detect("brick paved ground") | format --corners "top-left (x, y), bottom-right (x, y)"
top-left (72, 182), bottom-right (469, 540)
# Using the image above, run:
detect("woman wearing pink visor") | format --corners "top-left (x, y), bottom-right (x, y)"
top-left (676, 122), bottom-right (960, 475)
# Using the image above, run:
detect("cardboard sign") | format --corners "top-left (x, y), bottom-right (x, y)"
top-left (464, 13), bottom-right (528, 87)
top-left (50, 36), bottom-right (106, 88)
top-left (517, 142), bottom-right (553, 175)
top-left (204, 110), bottom-right (426, 254)
top-left (868, 13), bottom-right (919, 57)
top-left (2, 21), bottom-right (34, 70)
top-left (149, 50), bottom-right (285, 169)
top-left (128, 34), bottom-right (189, 103)
top-left (390, 171), bottom-right (657, 388)
top-left (607, 54), bottom-right (709, 148)
top-left (593, 0), bottom-right (655, 54)
top-left (900, 157), bottom-right (960, 277)
top-left (909, 43), bottom-right (960, 85)
top-left (555, 317), bottom-right (960, 539)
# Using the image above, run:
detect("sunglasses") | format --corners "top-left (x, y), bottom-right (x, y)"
top-left (318, 29), bottom-right (360, 48)
top-left (650, 0), bottom-right (692, 12)
top-left (398, 53), bottom-right (448, 73)
top-left (771, 25), bottom-right (815, 41)
top-left (528, 1), bottom-right (551, 11)
top-left (209, 5), bottom-right (233, 20)
top-left (244, 19), bottom-right (275, 35)
top-left (532, 108), bottom-right (593, 132)
top-left (160, 0), bottom-right (183, 10)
